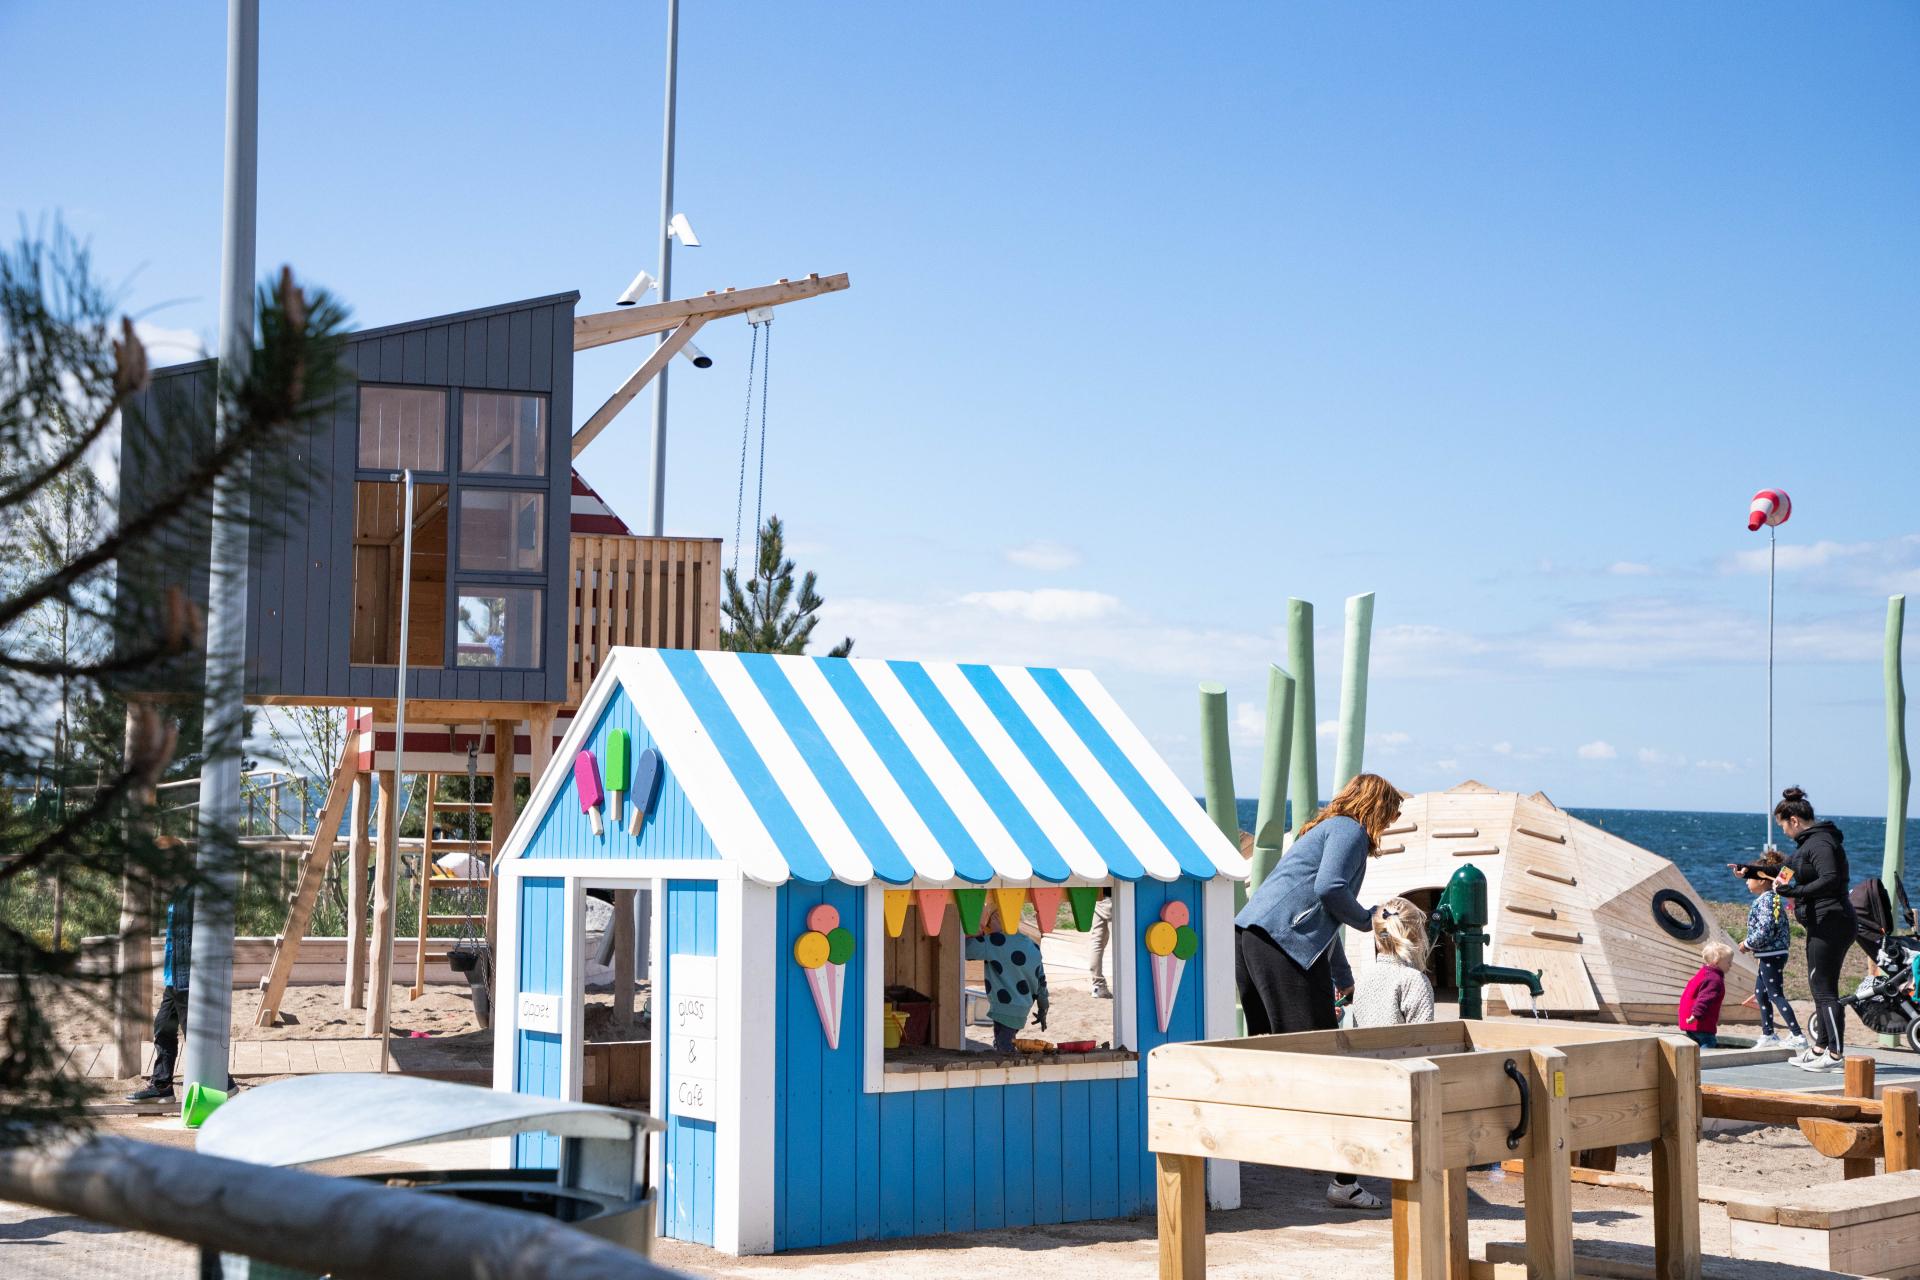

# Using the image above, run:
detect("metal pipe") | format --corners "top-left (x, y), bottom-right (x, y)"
top-left (1197, 683), bottom-right (1236, 846)
top-left (1766, 526), bottom-right (1776, 852)
top-left (377, 467), bottom-right (416, 1071)
top-left (182, 0), bottom-right (259, 1096)
top-left (1885, 595), bottom-right (1910, 919)
top-left (645, 0), bottom-right (680, 535)
top-left (1250, 665), bottom-right (1296, 889)
top-left (1333, 591), bottom-right (1375, 791)
top-left (1286, 599), bottom-right (1319, 831)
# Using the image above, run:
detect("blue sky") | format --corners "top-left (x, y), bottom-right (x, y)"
top-left (7, 4), bottom-right (1918, 815)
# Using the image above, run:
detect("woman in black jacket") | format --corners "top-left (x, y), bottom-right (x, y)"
top-left (1772, 787), bottom-right (1855, 1071)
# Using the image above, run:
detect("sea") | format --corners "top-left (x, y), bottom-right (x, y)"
top-left (1230, 800), bottom-right (1920, 904)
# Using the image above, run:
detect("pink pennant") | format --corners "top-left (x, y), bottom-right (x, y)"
top-left (916, 889), bottom-right (952, 938)
top-left (1029, 886), bottom-right (1064, 934)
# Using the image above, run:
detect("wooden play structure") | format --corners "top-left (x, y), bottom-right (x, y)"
top-left (493, 648), bottom-right (1247, 1253)
top-left (115, 274), bottom-right (845, 1053)
top-left (1348, 782), bottom-right (1758, 1023)
top-left (1148, 1019), bottom-right (1702, 1279)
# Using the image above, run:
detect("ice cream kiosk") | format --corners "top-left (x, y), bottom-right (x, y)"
top-left (494, 647), bottom-right (1247, 1254)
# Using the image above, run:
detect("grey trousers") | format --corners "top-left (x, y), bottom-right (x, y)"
top-left (1088, 896), bottom-right (1114, 987)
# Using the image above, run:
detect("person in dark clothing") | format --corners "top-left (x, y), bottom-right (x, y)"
top-left (1770, 787), bottom-right (1856, 1072)
top-left (127, 886), bottom-right (193, 1102)
top-left (1849, 875), bottom-right (1916, 970)
top-left (1236, 771), bottom-right (1402, 1210)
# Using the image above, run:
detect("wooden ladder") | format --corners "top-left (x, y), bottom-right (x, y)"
top-left (409, 774), bottom-right (493, 999)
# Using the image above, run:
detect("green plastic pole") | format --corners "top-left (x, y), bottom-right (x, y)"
top-left (1334, 592), bottom-right (1375, 791)
top-left (1287, 599), bottom-right (1319, 831)
top-left (1250, 665), bottom-right (1296, 889)
top-left (1885, 595), bottom-right (1910, 918)
top-left (1198, 682), bottom-right (1237, 845)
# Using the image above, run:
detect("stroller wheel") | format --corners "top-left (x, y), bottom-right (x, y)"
top-left (1906, 1015), bottom-right (1920, 1056)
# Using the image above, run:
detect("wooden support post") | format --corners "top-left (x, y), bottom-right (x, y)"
top-left (1522, 1048), bottom-right (1572, 1280)
top-left (528, 707), bottom-right (557, 787)
top-left (1156, 1152), bottom-right (1205, 1280)
top-left (344, 775), bottom-right (371, 1010)
top-left (255, 738), bottom-right (360, 1028)
top-left (1845, 1055), bottom-right (1878, 1179)
top-left (110, 706), bottom-right (155, 1079)
top-left (487, 719), bottom-right (517, 953)
top-left (409, 773), bottom-right (438, 999)
top-left (1652, 1036), bottom-right (1702, 1280)
top-left (1885, 1087), bottom-right (1920, 1173)
top-left (1444, 1168), bottom-right (1469, 1280)
top-left (1391, 1063), bottom-right (1448, 1279)
top-left (365, 766), bottom-right (399, 1036)
top-left (612, 889), bottom-right (636, 1034)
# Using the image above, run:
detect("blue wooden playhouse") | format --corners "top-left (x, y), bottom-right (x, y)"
top-left (494, 647), bottom-right (1247, 1254)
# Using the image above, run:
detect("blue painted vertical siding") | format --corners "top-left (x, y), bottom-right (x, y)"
top-left (513, 876), bottom-right (566, 1168)
top-left (771, 875), bottom-right (1209, 1250)
top-left (519, 692), bottom-right (719, 862)
top-left (662, 880), bottom-right (719, 1246)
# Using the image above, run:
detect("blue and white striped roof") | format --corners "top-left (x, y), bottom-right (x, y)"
top-left (584, 648), bottom-right (1246, 887)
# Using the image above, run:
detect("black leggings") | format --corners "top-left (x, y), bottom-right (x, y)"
top-left (1237, 927), bottom-right (1354, 1185)
top-left (1805, 915), bottom-right (1852, 1053)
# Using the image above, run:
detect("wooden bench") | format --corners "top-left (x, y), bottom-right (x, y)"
top-left (1727, 1171), bottom-right (1920, 1276)
top-left (1702, 1056), bottom-right (1920, 1181)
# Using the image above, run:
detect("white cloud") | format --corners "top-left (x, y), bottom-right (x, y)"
top-left (1491, 741), bottom-right (1513, 755)
top-left (956, 588), bottom-right (1120, 623)
top-left (1317, 719), bottom-right (1339, 739)
top-left (1607, 561), bottom-right (1654, 576)
top-left (1232, 701), bottom-right (1266, 742)
top-left (1695, 759), bottom-right (1739, 774)
top-left (1432, 758), bottom-right (1461, 773)
top-left (1004, 540), bottom-right (1082, 572)
top-left (135, 321), bottom-right (207, 364)
top-left (1577, 740), bottom-right (1617, 761)
top-left (1721, 534), bottom-right (1920, 597)
top-left (1637, 747), bottom-right (1686, 767)
top-left (1369, 730), bottom-right (1412, 752)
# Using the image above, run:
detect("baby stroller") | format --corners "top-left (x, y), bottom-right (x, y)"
top-left (1843, 932), bottom-right (1920, 1051)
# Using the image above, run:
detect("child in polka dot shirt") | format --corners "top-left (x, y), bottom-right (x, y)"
top-left (967, 901), bottom-right (1050, 1053)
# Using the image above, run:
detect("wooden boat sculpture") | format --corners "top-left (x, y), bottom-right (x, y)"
top-left (1342, 781), bottom-right (1759, 1024)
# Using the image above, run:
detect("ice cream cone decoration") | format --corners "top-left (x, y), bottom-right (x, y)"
top-left (794, 903), bottom-right (856, 1049)
top-left (1029, 886), bottom-right (1064, 934)
top-left (604, 730), bottom-right (630, 824)
top-left (574, 750), bottom-right (605, 836)
top-left (1145, 901), bottom-right (1199, 1033)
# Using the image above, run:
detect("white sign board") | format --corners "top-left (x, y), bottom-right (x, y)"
top-left (517, 992), bottom-right (561, 1035)
top-left (668, 954), bottom-right (720, 1122)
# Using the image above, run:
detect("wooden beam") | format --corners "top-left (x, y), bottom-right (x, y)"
top-left (1523, 1047), bottom-right (1574, 1279)
top-left (1391, 1063), bottom-right (1448, 1279)
top-left (255, 737), bottom-right (360, 1027)
top-left (365, 766), bottom-right (400, 1036)
top-left (612, 889), bottom-right (636, 1035)
top-left (409, 774), bottom-right (438, 1000)
top-left (111, 706), bottom-right (156, 1079)
top-left (487, 718), bottom-right (517, 958)
top-left (572, 272), bottom-right (849, 352)
top-left (1886, 1087), bottom-right (1920, 1174)
top-left (1652, 1036), bottom-right (1701, 1279)
top-left (344, 775), bottom-right (371, 1010)
top-left (1846, 1056), bottom-right (1879, 1180)
top-left (1799, 1116), bottom-right (1884, 1161)
top-left (569, 317), bottom-right (706, 458)
top-left (1702, 1084), bottom-right (1877, 1124)
top-left (1155, 1152), bottom-right (1205, 1280)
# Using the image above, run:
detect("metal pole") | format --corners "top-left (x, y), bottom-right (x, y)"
top-left (645, 0), bottom-right (680, 536)
top-left (1766, 527), bottom-right (1776, 853)
top-left (182, 0), bottom-right (258, 1096)
top-left (378, 468), bottom-right (416, 1074)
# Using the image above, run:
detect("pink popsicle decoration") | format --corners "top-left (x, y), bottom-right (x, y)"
top-left (574, 750), bottom-right (605, 836)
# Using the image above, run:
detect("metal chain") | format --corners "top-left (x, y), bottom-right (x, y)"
top-left (753, 318), bottom-right (772, 571)
top-left (731, 323), bottom-right (762, 578)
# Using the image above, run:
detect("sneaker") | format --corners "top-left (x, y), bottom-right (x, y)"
top-left (1784, 1033), bottom-right (1808, 1051)
top-left (125, 1084), bottom-right (174, 1103)
top-left (1326, 1180), bottom-right (1383, 1210)
top-left (1790, 1049), bottom-right (1842, 1073)
top-left (1752, 1034), bottom-right (1780, 1049)
top-left (1090, 982), bottom-right (1112, 1000)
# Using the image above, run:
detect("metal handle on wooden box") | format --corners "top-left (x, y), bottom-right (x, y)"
top-left (1503, 1057), bottom-right (1530, 1150)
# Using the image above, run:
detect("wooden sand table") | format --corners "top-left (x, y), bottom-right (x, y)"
top-left (1147, 1019), bottom-right (1701, 1279)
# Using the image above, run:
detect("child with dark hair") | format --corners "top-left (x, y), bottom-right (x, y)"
top-left (966, 900), bottom-right (1049, 1054)
top-left (1736, 854), bottom-right (1805, 1050)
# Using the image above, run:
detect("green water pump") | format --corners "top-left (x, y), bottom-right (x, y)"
top-left (1427, 863), bottom-right (1545, 1019)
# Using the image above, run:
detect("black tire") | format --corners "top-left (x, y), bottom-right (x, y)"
top-left (1906, 1014), bottom-right (1920, 1055)
top-left (1651, 889), bottom-right (1707, 942)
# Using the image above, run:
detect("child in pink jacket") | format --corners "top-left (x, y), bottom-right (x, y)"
top-left (1678, 942), bottom-right (1734, 1048)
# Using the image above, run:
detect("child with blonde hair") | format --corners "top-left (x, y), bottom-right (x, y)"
top-left (1678, 942), bottom-right (1734, 1049)
top-left (1351, 897), bottom-right (1436, 1028)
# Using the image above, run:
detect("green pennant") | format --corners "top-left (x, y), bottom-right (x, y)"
top-left (1067, 886), bottom-right (1099, 931)
top-left (954, 888), bottom-right (988, 935)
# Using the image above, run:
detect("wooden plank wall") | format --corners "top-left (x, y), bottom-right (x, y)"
top-left (569, 535), bottom-right (723, 704)
top-left (773, 877), bottom-right (1208, 1252)
top-left (663, 880), bottom-right (720, 1247)
top-left (512, 875), bottom-right (566, 1170)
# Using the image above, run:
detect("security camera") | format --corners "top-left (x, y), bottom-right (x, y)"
top-left (668, 213), bottom-right (700, 248)
top-left (678, 341), bottom-right (713, 370)
top-left (617, 269), bottom-right (657, 306)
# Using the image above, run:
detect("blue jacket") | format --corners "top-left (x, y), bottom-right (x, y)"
top-left (1744, 889), bottom-right (1791, 957)
top-left (162, 886), bottom-right (193, 990)
top-left (1235, 815), bottom-right (1375, 971)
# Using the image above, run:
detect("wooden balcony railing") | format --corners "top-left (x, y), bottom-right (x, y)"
top-left (569, 535), bottom-right (722, 705)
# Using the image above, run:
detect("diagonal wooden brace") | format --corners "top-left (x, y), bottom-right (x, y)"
top-left (255, 736), bottom-right (360, 1027)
